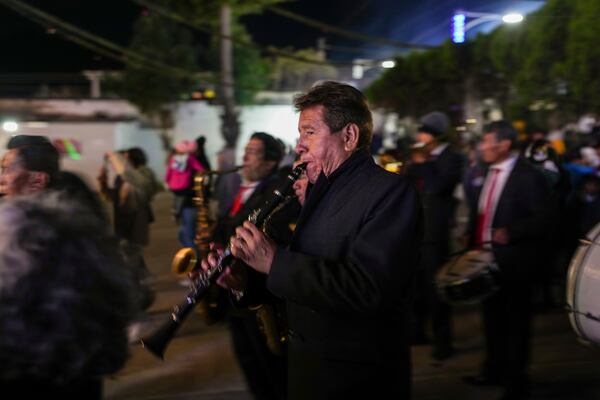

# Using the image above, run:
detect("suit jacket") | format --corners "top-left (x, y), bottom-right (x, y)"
top-left (466, 157), bottom-right (550, 282)
top-left (213, 174), bottom-right (297, 246)
top-left (405, 144), bottom-right (464, 245)
top-left (267, 150), bottom-right (422, 399)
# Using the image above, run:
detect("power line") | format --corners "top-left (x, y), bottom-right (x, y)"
top-left (0, 0), bottom-right (271, 93)
top-left (127, 0), bottom-right (354, 67)
top-left (266, 5), bottom-right (433, 50)
top-left (0, 0), bottom-right (194, 79)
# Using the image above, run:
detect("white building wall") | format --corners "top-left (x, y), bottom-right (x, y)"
top-left (114, 122), bottom-right (165, 182)
top-left (1, 99), bottom-right (302, 183)
top-left (171, 102), bottom-right (298, 167)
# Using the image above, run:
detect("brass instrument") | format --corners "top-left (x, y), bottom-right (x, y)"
top-left (141, 163), bottom-right (306, 359)
top-left (250, 303), bottom-right (286, 356)
top-left (170, 173), bottom-right (211, 277)
top-left (251, 197), bottom-right (297, 356)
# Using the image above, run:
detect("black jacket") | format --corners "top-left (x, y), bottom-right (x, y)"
top-left (466, 157), bottom-right (550, 282)
top-left (267, 150), bottom-right (422, 400)
top-left (405, 144), bottom-right (464, 245)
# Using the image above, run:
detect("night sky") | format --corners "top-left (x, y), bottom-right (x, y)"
top-left (0, 0), bottom-right (545, 73)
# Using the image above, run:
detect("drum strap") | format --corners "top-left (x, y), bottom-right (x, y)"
top-left (565, 304), bottom-right (600, 323)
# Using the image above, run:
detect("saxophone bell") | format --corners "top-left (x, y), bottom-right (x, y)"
top-left (171, 247), bottom-right (198, 276)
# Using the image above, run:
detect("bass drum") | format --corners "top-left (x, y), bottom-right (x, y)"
top-left (566, 223), bottom-right (600, 345)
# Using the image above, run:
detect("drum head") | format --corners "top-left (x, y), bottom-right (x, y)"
top-left (436, 249), bottom-right (499, 306)
top-left (567, 223), bottom-right (600, 345)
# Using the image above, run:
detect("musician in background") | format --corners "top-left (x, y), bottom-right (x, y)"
top-left (0, 134), bottom-right (60, 197)
top-left (212, 82), bottom-right (422, 399)
top-left (0, 193), bottom-right (136, 397)
top-left (211, 131), bottom-right (298, 400)
top-left (463, 121), bottom-right (549, 400)
top-left (404, 111), bottom-right (465, 360)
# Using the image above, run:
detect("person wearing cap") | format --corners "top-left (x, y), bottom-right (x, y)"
top-left (0, 135), bottom-right (60, 197)
top-left (403, 111), bottom-right (465, 360)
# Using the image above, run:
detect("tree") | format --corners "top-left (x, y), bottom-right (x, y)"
top-left (269, 48), bottom-right (337, 91)
top-left (564, 0), bottom-right (600, 114)
top-left (108, 8), bottom-right (200, 148)
top-left (367, 0), bottom-right (600, 130)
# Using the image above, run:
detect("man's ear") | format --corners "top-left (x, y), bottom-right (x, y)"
top-left (26, 171), bottom-right (50, 194)
top-left (500, 139), bottom-right (512, 153)
top-left (342, 123), bottom-right (360, 152)
top-left (265, 160), bottom-right (277, 172)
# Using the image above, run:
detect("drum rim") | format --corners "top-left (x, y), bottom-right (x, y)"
top-left (566, 224), bottom-right (600, 343)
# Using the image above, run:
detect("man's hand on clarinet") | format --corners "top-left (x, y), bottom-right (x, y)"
top-left (231, 221), bottom-right (276, 274)
top-left (199, 243), bottom-right (246, 290)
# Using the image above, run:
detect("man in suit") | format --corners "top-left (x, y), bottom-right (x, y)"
top-left (209, 81), bottom-right (422, 399)
top-left (463, 121), bottom-right (550, 400)
top-left (211, 131), bottom-right (298, 400)
top-left (404, 111), bottom-right (464, 360)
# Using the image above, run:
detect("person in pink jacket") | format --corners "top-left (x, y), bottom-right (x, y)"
top-left (165, 139), bottom-right (205, 249)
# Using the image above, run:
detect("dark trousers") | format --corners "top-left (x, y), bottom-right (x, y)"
top-left (229, 312), bottom-right (287, 400)
top-left (413, 242), bottom-right (453, 351)
top-left (482, 279), bottom-right (533, 391)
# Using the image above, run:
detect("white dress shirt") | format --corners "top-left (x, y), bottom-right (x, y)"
top-left (478, 154), bottom-right (518, 245)
top-left (430, 142), bottom-right (449, 157)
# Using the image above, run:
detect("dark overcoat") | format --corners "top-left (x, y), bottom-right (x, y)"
top-left (267, 150), bottom-right (422, 400)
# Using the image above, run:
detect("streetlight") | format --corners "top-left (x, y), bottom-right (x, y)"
top-left (2, 121), bottom-right (19, 133)
top-left (452, 10), bottom-right (524, 43)
top-left (352, 58), bottom-right (395, 80)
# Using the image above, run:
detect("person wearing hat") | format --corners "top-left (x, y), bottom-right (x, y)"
top-left (0, 135), bottom-right (60, 197)
top-left (404, 111), bottom-right (465, 360)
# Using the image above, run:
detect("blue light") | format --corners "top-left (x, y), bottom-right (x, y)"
top-left (452, 13), bottom-right (466, 43)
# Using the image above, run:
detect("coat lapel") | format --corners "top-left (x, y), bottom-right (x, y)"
top-left (294, 173), bottom-right (330, 235)
top-left (492, 157), bottom-right (523, 226)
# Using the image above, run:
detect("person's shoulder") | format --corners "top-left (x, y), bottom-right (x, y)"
top-left (365, 161), bottom-right (414, 190)
top-left (515, 157), bottom-right (551, 186)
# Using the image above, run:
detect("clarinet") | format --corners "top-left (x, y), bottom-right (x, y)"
top-left (141, 163), bottom-right (306, 359)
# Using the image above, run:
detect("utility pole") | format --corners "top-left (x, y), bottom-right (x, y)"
top-left (220, 3), bottom-right (239, 151)
top-left (316, 37), bottom-right (326, 60)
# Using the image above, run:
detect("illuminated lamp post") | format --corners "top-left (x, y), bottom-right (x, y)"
top-left (452, 11), bottom-right (524, 43)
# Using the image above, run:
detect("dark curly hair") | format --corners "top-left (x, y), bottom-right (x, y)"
top-left (0, 193), bottom-right (137, 384)
top-left (293, 81), bottom-right (373, 150)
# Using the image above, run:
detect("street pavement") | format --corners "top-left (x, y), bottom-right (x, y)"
top-left (104, 192), bottom-right (600, 399)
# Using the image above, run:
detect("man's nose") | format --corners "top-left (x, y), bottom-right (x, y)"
top-left (295, 141), bottom-right (306, 156)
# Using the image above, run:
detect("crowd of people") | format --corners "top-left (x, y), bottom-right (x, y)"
top-left (1, 81), bottom-right (599, 400)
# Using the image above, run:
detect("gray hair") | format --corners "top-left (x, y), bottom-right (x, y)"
top-left (0, 193), bottom-right (136, 384)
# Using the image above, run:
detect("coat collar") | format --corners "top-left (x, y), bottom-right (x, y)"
top-left (295, 150), bottom-right (372, 230)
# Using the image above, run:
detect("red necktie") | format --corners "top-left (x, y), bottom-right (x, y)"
top-left (229, 185), bottom-right (249, 217)
top-left (475, 168), bottom-right (500, 247)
